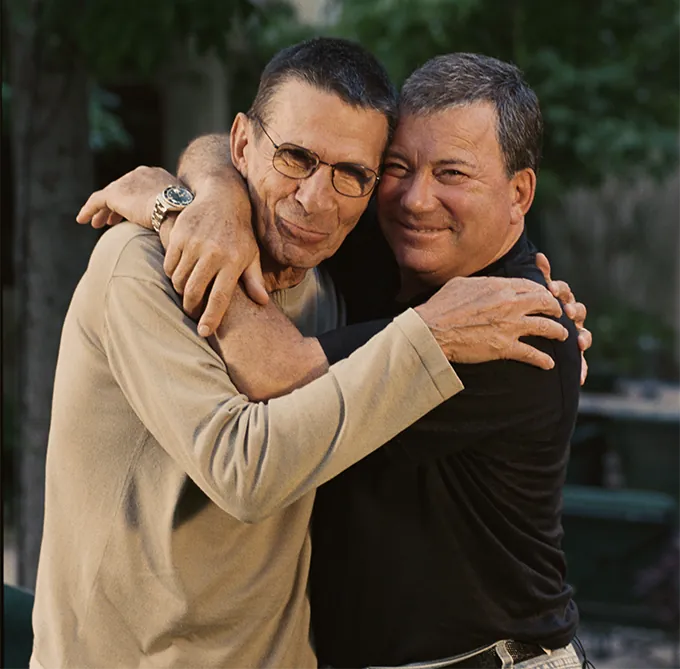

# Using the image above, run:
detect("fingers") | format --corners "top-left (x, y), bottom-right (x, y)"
top-left (565, 301), bottom-right (586, 328)
top-left (106, 211), bottom-right (124, 227)
top-left (241, 257), bottom-right (269, 306)
top-left (183, 255), bottom-right (229, 315)
top-left (505, 279), bottom-right (563, 319)
top-left (521, 315), bottom-right (569, 341)
top-left (548, 279), bottom-right (575, 303)
top-left (164, 209), bottom-right (191, 277)
top-left (197, 271), bottom-right (239, 337)
top-left (171, 252), bottom-right (198, 296)
top-left (577, 326), bottom-right (592, 352)
top-left (505, 277), bottom-right (548, 295)
top-left (508, 340), bottom-right (555, 370)
top-left (164, 241), bottom-right (182, 278)
top-left (580, 354), bottom-right (589, 386)
top-left (76, 190), bottom-right (105, 224)
top-left (91, 208), bottom-right (111, 229)
top-left (515, 289), bottom-right (563, 319)
top-left (535, 252), bottom-right (552, 284)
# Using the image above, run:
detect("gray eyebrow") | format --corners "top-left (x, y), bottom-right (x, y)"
top-left (432, 158), bottom-right (476, 169)
top-left (384, 149), bottom-right (475, 170)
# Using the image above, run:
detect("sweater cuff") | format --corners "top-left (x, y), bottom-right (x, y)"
top-left (393, 308), bottom-right (464, 400)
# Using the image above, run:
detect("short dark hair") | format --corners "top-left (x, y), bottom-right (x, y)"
top-left (248, 37), bottom-right (398, 142)
top-left (400, 53), bottom-right (543, 176)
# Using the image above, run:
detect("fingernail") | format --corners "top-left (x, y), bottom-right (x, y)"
top-left (198, 324), bottom-right (210, 337)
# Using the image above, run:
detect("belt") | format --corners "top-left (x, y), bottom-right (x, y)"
top-left (448, 640), bottom-right (546, 668)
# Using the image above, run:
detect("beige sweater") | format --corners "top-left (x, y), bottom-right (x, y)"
top-left (30, 224), bottom-right (462, 668)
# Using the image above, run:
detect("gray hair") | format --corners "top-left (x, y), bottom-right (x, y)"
top-left (400, 53), bottom-right (543, 176)
top-left (248, 37), bottom-right (398, 143)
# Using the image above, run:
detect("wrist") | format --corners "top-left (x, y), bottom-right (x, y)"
top-left (146, 178), bottom-right (184, 230)
top-left (413, 303), bottom-right (435, 331)
top-left (192, 172), bottom-right (252, 226)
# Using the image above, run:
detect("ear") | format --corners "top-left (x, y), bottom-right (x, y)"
top-left (509, 168), bottom-right (536, 225)
top-left (230, 113), bottom-right (251, 179)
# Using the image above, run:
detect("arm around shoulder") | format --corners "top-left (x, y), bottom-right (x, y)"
top-left (102, 258), bottom-right (463, 523)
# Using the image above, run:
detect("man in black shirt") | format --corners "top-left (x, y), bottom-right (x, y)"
top-left (312, 54), bottom-right (582, 669)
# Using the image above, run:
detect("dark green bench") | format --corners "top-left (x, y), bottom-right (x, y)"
top-left (3, 584), bottom-right (34, 669)
top-left (562, 485), bottom-right (678, 630)
top-left (609, 419), bottom-right (680, 499)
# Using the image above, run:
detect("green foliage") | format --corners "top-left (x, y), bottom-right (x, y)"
top-left (8, 0), bottom-right (261, 79)
top-left (7, 0), bottom-right (264, 150)
top-left (3, 81), bottom-right (133, 152)
top-left (331, 0), bottom-right (680, 198)
top-left (89, 86), bottom-right (133, 151)
top-left (587, 301), bottom-right (678, 380)
top-left (226, 1), bottom-right (317, 114)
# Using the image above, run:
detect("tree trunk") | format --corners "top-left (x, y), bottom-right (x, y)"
top-left (8, 1), bottom-right (97, 589)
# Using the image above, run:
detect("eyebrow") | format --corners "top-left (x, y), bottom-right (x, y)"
top-left (284, 139), bottom-right (378, 171)
top-left (384, 149), bottom-right (475, 169)
top-left (433, 158), bottom-right (476, 169)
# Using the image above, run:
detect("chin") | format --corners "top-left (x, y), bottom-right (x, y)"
top-left (393, 244), bottom-right (441, 274)
top-left (276, 244), bottom-right (332, 270)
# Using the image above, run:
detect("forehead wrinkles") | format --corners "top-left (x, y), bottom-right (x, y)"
top-left (263, 82), bottom-right (386, 165)
top-left (393, 106), bottom-right (502, 168)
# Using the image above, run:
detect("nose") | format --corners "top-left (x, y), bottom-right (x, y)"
top-left (399, 173), bottom-right (437, 216)
top-left (294, 167), bottom-right (336, 214)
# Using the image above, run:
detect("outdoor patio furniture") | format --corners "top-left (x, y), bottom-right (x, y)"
top-left (562, 485), bottom-right (678, 632)
top-left (3, 583), bottom-right (34, 669)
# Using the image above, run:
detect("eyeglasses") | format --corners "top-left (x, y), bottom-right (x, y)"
top-left (251, 116), bottom-right (380, 198)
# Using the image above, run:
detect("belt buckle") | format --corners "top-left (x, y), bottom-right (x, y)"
top-left (496, 640), bottom-right (545, 667)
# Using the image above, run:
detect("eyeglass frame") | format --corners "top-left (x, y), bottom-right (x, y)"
top-left (249, 115), bottom-right (381, 198)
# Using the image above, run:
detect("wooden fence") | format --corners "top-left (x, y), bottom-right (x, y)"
top-left (541, 171), bottom-right (679, 373)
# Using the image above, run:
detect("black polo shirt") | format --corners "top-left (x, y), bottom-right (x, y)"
top-left (313, 225), bottom-right (580, 668)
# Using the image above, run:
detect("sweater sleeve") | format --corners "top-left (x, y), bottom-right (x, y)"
top-left (317, 319), bottom-right (391, 364)
top-left (103, 262), bottom-right (463, 523)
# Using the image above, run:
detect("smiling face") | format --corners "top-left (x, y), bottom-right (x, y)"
top-left (231, 78), bottom-right (388, 274)
top-left (377, 102), bottom-right (536, 291)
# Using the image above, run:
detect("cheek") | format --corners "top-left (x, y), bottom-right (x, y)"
top-left (438, 188), bottom-right (485, 227)
top-left (377, 175), bottom-right (404, 210)
top-left (324, 205), bottom-right (365, 253)
top-left (258, 175), bottom-right (298, 213)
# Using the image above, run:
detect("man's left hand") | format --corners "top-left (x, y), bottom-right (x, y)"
top-left (536, 252), bottom-right (591, 385)
top-left (77, 166), bottom-right (178, 229)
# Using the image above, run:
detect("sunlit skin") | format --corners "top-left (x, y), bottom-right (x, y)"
top-left (377, 102), bottom-right (536, 299)
top-left (230, 79), bottom-right (388, 291)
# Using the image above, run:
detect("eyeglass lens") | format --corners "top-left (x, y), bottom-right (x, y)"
top-left (273, 145), bottom-right (375, 197)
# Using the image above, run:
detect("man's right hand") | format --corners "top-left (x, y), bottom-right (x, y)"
top-left (77, 165), bottom-right (178, 230)
top-left (414, 276), bottom-right (569, 370)
top-left (162, 179), bottom-right (268, 334)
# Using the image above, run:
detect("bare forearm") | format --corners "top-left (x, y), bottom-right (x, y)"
top-left (177, 133), bottom-right (233, 191)
top-left (211, 287), bottom-right (329, 402)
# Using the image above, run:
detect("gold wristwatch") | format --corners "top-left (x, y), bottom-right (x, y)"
top-left (151, 186), bottom-right (195, 233)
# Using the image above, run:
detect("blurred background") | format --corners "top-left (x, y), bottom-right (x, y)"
top-left (2, 0), bottom-right (679, 666)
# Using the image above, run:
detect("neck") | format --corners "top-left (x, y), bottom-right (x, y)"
top-left (397, 225), bottom-right (524, 302)
top-left (260, 252), bottom-right (309, 293)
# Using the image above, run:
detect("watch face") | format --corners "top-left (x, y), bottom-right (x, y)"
top-left (164, 186), bottom-right (194, 207)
